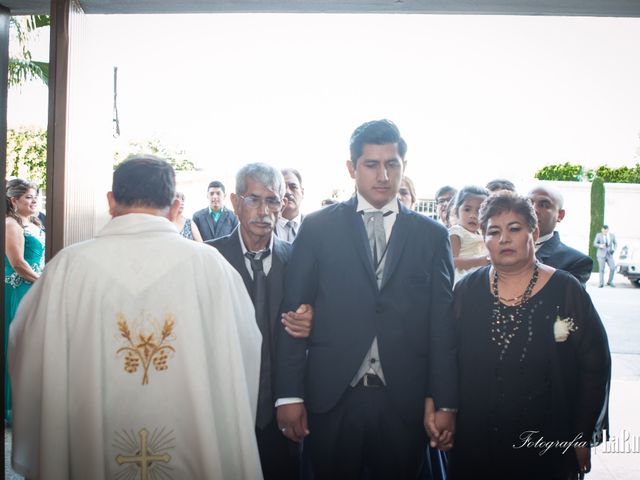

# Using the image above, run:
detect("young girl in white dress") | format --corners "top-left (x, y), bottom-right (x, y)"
top-left (449, 185), bottom-right (491, 283)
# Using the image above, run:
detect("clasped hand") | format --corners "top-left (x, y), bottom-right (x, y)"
top-left (424, 397), bottom-right (456, 451)
top-left (277, 403), bottom-right (310, 443)
top-left (281, 304), bottom-right (314, 338)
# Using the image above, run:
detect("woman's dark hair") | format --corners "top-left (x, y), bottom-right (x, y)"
top-left (453, 185), bottom-right (490, 214)
top-left (112, 156), bottom-right (175, 209)
top-left (6, 178), bottom-right (42, 228)
top-left (485, 178), bottom-right (516, 193)
top-left (479, 191), bottom-right (537, 233)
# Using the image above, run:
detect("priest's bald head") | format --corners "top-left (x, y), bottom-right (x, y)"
top-left (108, 155), bottom-right (180, 218)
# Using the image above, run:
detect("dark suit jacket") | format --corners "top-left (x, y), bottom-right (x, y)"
top-left (208, 228), bottom-right (292, 403)
top-left (193, 207), bottom-right (238, 242)
top-left (275, 196), bottom-right (458, 423)
top-left (537, 231), bottom-right (593, 286)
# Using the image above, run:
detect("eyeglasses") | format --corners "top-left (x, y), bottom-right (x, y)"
top-left (398, 188), bottom-right (411, 196)
top-left (239, 194), bottom-right (282, 212)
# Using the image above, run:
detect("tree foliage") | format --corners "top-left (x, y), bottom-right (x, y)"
top-left (593, 164), bottom-right (640, 183)
top-left (9, 15), bottom-right (50, 87)
top-left (114, 138), bottom-right (198, 172)
top-left (6, 127), bottom-right (48, 188)
top-left (534, 162), bottom-right (640, 183)
top-left (534, 162), bottom-right (586, 181)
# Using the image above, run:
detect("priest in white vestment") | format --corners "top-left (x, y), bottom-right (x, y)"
top-left (9, 156), bottom-right (263, 479)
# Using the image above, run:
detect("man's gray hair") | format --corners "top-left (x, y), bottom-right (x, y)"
top-left (235, 163), bottom-right (286, 198)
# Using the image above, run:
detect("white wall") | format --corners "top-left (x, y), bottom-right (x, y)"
top-left (602, 183), bottom-right (640, 249)
top-left (529, 180), bottom-right (638, 255)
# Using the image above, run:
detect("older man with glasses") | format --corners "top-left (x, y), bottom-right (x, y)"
top-left (207, 162), bottom-right (313, 480)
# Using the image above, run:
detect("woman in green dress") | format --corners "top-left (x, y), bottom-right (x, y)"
top-left (5, 178), bottom-right (45, 423)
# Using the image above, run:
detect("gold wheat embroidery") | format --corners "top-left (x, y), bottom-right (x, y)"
top-left (116, 313), bottom-right (176, 385)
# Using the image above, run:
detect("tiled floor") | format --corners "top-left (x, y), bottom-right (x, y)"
top-left (4, 427), bottom-right (22, 480)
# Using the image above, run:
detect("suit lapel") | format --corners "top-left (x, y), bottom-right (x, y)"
top-left (268, 238), bottom-right (287, 340)
top-left (381, 203), bottom-right (409, 290)
top-left (215, 208), bottom-right (230, 235)
top-left (343, 197), bottom-right (378, 291)
top-left (205, 210), bottom-right (217, 239)
top-left (536, 231), bottom-right (559, 263)
top-left (227, 228), bottom-right (254, 295)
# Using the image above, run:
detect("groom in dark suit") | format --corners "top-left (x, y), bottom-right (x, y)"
top-left (207, 163), bottom-right (312, 480)
top-left (276, 120), bottom-right (458, 479)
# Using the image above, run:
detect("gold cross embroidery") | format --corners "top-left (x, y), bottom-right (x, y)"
top-left (116, 429), bottom-right (171, 480)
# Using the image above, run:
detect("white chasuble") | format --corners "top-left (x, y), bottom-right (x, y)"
top-left (9, 214), bottom-right (263, 480)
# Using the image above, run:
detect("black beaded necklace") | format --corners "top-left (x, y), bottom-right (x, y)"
top-left (490, 263), bottom-right (540, 361)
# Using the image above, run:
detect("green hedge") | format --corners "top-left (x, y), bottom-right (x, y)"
top-left (534, 162), bottom-right (587, 181)
top-left (534, 162), bottom-right (640, 183)
top-left (594, 164), bottom-right (640, 183)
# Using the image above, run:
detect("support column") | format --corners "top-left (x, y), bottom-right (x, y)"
top-left (45, 0), bottom-right (70, 260)
top-left (47, 0), bottom-right (107, 260)
top-left (1, 5), bottom-right (10, 465)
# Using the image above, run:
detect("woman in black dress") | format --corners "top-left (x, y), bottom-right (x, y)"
top-left (449, 192), bottom-right (610, 480)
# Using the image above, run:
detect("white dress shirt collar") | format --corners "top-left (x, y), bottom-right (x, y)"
top-left (237, 230), bottom-right (274, 277)
top-left (355, 193), bottom-right (398, 241)
top-left (535, 231), bottom-right (554, 252)
top-left (278, 212), bottom-right (302, 230)
top-left (355, 192), bottom-right (399, 215)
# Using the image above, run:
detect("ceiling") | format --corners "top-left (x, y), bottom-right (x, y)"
top-left (4, 0), bottom-right (640, 16)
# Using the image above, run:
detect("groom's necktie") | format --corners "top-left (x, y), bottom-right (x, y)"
top-left (363, 211), bottom-right (390, 287)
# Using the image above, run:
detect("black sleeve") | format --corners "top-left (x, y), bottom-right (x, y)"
top-left (274, 219), bottom-right (319, 399)
top-left (564, 277), bottom-right (611, 445)
top-left (569, 254), bottom-right (594, 287)
top-left (427, 227), bottom-right (458, 409)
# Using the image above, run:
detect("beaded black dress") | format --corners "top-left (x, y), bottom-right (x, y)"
top-left (448, 267), bottom-right (610, 480)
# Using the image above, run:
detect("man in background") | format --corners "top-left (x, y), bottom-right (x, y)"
top-left (276, 168), bottom-right (305, 242)
top-left (434, 185), bottom-right (456, 226)
top-left (193, 180), bottom-right (239, 241)
top-left (594, 224), bottom-right (617, 287)
top-left (528, 185), bottom-right (593, 286)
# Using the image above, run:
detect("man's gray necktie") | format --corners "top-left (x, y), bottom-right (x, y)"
top-left (285, 220), bottom-right (297, 242)
top-left (363, 211), bottom-right (387, 287)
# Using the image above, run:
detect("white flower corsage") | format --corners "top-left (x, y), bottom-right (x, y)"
top-left (554, 315), bottom-right (578, 342)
